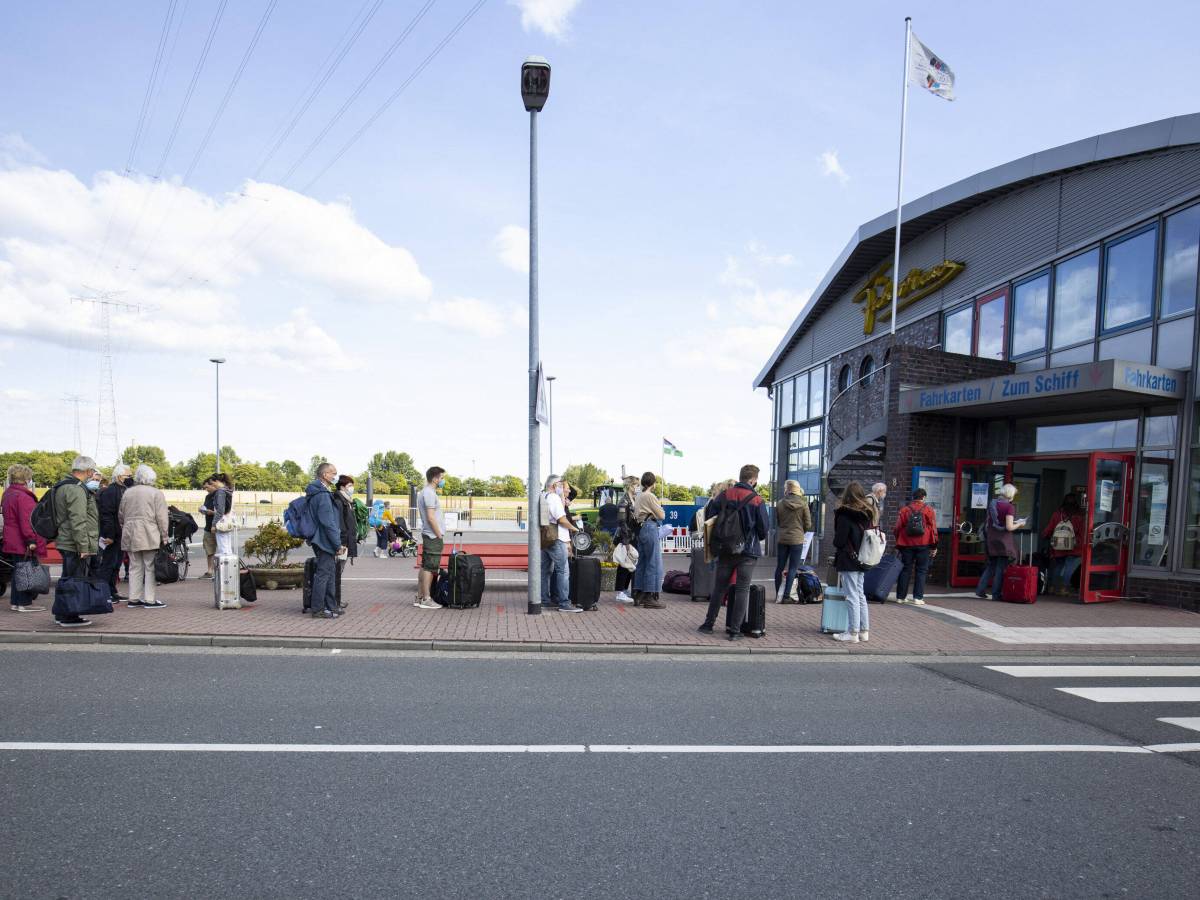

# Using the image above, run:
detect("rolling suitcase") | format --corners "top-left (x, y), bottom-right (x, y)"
top-left (865, 553), bottom-right (903, 604)
top-left (569, 556), bottom-right (601, 610)
top-left (820, 585), bottom-right (850, 634)
top-left (447, 531), bottom-right (485, 609)
top-left (689, 546), bottom-right (714, 603)
top-left (1001, 533), bottom-right (1038, 604)
top-left (739, 583), bottom-right (767, 637)
top-left (213, 554), bottom-right (241, 609)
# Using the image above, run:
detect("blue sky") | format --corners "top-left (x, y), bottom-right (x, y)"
top-left (1, 0), bottom-right (1198, 486)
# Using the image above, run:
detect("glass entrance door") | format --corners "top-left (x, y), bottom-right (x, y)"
top-left (950, 459), bottom-right (1012, 587)
top-left (1080, 452), bottom-right (1135, 603)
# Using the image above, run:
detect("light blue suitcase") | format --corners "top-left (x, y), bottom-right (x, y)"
top-left (820, 586), bottom-right (849, 634)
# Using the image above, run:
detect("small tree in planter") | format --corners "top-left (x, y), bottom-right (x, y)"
top-left (243, 519), bottom-right (305, 590)
top-left (593, 530), bottom-right (618, 591)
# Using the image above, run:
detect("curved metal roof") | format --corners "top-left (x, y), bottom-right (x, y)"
top-left (754, 112), bottom-right (1200, 389)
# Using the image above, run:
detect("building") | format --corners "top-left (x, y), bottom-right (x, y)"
top-left (755, 113), bottom-right (1200, 610)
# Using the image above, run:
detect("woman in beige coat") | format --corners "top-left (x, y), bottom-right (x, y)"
top-left (118, 464), bottom-right (170, 609)
top-left (774, 479), bottom-right (814, 602)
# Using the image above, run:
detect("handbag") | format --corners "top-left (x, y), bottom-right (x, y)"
top-left (52, 575), bottom-right (113, 617)
top-left (214, 517), bottom-right (236, 533)
top-left (612, 543), bottom-right (639, 572)
top-left (154, 547), bottom-right (180, 584)
top-left (13, 555), bottom-right (51, 595)
top-left (857, 527), bottom-right (886, 567)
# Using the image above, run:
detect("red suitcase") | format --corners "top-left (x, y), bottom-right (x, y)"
top-left (1001, 533), bottom-right (1038, 604)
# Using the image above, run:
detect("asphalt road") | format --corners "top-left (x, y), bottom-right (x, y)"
top-left (2, 647), bottom-right (1199, 899)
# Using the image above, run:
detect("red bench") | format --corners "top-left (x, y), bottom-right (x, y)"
top-left (414, 544), bottom-right (530, 571)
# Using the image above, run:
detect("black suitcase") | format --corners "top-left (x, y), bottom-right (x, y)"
top-left (302, 557), bottom-right (315, 612)
top-left (447, 533), bottom-right (485, 609)
top-left (569, 557), bottom-right (601, 610)
top-left (688, 546), bottom-right (714, 603)
top-left (865, 553), bottom-right (903, 603)
top-left (739, 583), bottom-right (767, 637)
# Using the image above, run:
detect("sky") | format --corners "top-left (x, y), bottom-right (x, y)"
top-left (1, 0), bottom-right (1199, 486)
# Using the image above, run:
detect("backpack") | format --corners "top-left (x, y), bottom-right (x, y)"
top-left (352, 498), bottom-right (370, 542)
top-left (905, 503), bottom-right (927, 538)
top-left (367, 500), bottom-right (384, 528)
top-left (711, 492), bottom-right (754, 556)
top-left (30, 478), bottom-right (73, 540)
top-left (283, 494), bottom-right (317, 540)
top-left (857, 527), bottom-right (886, 567)
top-left (1050, 516), bottom-right (1077, 551)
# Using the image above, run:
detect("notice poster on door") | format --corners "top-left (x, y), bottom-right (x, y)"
top-left (970, 482), bottom-right (989, 509)
top-left (1147, 483), bottom-right (1168, 545)
top-left (914, 468), bottom-right (954, 531)
top-left (1098, 480), bottom-right (1115, 513)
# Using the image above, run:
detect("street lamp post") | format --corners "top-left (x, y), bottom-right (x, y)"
top-left (210, 358), bottom-right (225, 474)
top-left (546, 375), bottom-right (557, 475)
top-left (522, 56), bottom-right (550, 616)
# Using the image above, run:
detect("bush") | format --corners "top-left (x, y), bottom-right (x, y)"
top-left (243, 519), bottom-right (304, 568)
top-left (593, 529), bottom-right (614, 561)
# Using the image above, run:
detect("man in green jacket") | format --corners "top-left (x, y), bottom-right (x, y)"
top-left (52, 455), bottom-right (100, 627)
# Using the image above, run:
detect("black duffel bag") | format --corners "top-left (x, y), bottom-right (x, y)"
top-left (154, 547), bottom-right (180, 585)
top-left (52, 576), bottom-right (113, 618)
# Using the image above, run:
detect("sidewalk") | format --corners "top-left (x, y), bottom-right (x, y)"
top-left (4, 555), bottom-right (1200, 655)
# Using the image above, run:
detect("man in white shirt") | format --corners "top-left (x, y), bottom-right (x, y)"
top-left (541, 474), bottom-right (583, 612)
top-left (415, 466), bottom-right (446, 609)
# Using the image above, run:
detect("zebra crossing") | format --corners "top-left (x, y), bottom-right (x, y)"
top-left (985, 664), bottom-right (1200, 735)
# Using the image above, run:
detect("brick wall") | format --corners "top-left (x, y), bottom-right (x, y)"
top-left (1128, 576), bottom-right (1200, 613)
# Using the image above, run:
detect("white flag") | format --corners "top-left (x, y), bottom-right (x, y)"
top-left (908, 33), bottom-right (955, 100)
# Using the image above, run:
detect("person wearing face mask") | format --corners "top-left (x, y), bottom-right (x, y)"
top-left (415, 466), bottom-right (447, 609)
top-left (330, 474), bottom-right (358, 614)
top-left (51, 455), bottom-right (101, 627)
top-left (305, 462), bottom-right (346, 619)
top-left (94, 463), bottom-right (133, 603)
top-left (541, 474), bottom-right (583, 612)
top-left (210, 473), bottom-right (235, 558)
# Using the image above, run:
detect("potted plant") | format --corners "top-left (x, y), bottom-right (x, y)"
top-left (243, 519), bottom-right (305, 590)
top-left (593, 531), bottom-right (618, 591)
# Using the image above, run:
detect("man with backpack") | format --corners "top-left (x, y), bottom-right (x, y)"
top-left (893, 487), bottom-right (939, 605)
top-left (40, 455), bottom-right (101, 627)
top-left (697, 464), bottom-right (769, 640)
top-left (304, 463), bottom-right (345, 619)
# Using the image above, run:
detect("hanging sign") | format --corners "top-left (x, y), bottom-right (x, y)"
top-left (970, 483), bottom-right (989, 509)
top-left (1147, 483), bottom-right (1168, 546)
top-left (1098, 480), bottom-right (1115, 513)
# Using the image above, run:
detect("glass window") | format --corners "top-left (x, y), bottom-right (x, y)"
top-left (809, 366), bottom-right (825, 418)
top-left (1013, 418), bottom-right (1138, 453)
top-left (976, 290), bottom-right (1007, 360)
top-left (837, 364), bottom-right (851, 394)
top-left (794, 371), bottom-right (809, 423)
top-left (944, 305), bottom-right (973, 354)
top-left (784, 423), bottom-right (823, 528)
top-left (1103, 227), bottom-right (1157, 332)
top-left (1052, 249), bottom-right (1099, 349)
top-left (1156, 316), bottom-right (1194, 370)
top-left (1011, 272), bottom-right (1050, 357)
top-left (1185, 409), bottom-right (1200, 569)
top-left (859, 355), bottom-right (876, 386)
top-left (779, 379), bottom-right (794, 426)
top-left (1099, 327), bottom-right (1152, 364)
top-left (1162, 205), bottom-right (1200, 318)
top-left (1134, 455), bottom-right (1174, 568)
top-left (1050, 344), bottom-right (1094, 366)
top-left (1145, 414), bottom-right (1178, 448)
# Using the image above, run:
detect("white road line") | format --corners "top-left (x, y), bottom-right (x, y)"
top-left (1158, 717), bottom-right (1200, 733)
top-left (1146, 743), bottom-right (1200, 752)
top-left (1056, 687), bottom-right (1200, 703)
top-left (987, 665), bottom-right (1200, 678)
top-left (0, 742), bottom-right (1156, 754)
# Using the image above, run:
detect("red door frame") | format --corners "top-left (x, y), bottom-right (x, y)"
top-left (974, 287), bottom-right (1009, 360)
top-left (1081, 451), bottom-right (1135, 603)
top-left (950, 458), bottom-right (1012, 587)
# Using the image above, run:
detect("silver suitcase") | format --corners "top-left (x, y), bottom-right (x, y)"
top-left (214, 554), bottom-right (241, 609)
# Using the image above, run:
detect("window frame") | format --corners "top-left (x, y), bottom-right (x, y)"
top-left (859, 355), bottom-right (876, 387)
top-left (1050, 246), bottom-right (1101, 352)
top-left (942, 302), bottom-right (974, 355)
top-left (974, 286), bottom-right (1009, 360)
top-left (1159, 202), bottom-right (1200, 323)
top-left (837, 364), bottom-right (851, 394)
top-left (1100, 222), bottom-right (1159, 337)
top-left (1009, 268), bottom-right (1052, 359)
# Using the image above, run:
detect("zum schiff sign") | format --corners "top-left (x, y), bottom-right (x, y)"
top-left (853, 260), bottom-right (965, 334)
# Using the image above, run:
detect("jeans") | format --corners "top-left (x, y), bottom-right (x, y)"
top-left (541, 540), bottom-right (569, 608)
top-left (706, 554), bottom-right (755, 633)
top-left (1049, 555), bottom-right (1081, 591)
top-left (94, 540), bottom-right (123, 598)
top-left (633, 520), bottom-right (664, 593)
top-left (311, 548), bottom-right (337, 613)
top-left (977, 555), bottom-right (1010, 600)
top-left (127, 549), bottom-right (157, 604)
top-left (774, 543), bottom-right (806, 600)
top-left (840, 570), bottom-right (868, 633)
top-left (897, 546), bottom-right (932, 600)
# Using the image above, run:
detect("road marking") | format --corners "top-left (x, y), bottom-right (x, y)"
top-left (988, 665), bottom-right (1200, 678)
top-left (0, 742), bottom-right (1162, 754)
top-left (1158, 717), bottom-right (1200, 733)
top-left (921, 605), bottom-right (1200, 645)
top-left (1056, 687), bottom-right (1200, 703)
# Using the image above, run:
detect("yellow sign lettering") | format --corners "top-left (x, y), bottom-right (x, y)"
top-left (853, 260), bottom-right (965, 334)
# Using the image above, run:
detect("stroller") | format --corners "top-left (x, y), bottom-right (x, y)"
top-left (387, 518), bottom-right (419, 558)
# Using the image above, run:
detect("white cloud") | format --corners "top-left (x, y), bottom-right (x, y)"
top-left (819, 149), bottom-right (849, 184)
top-left (509, 0), bottom-right (581, 40)
top-left (494, 224), bottom-right (529, 274)
top-left (747, 240), bottom-right (795, 267)
top-left (418, 296), bottom-right (510, 337)
top-left (0, 133), bottom-right (47, 169)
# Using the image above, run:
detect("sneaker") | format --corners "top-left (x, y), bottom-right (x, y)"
top-left (895, 597), bottom-right (910, 604)
top-left (727, 631), bottom-right (744, 642)
top-left (909, 598), bottom-right (926, 606)
top-left (417, 599), bottom-right (444, 610)
top-left (697, 623), bottom-right (714, 634)
top-left (859, 630), bottom-right (870, 642)
top-left (557, 604), bottom-right (584, 613)
top-left (200, 572), bottom-right (213, 579)
top-left (832, 631), bottom-right (859, 643)
top-left (56, 618), bottom-right (93, 628)
top-left (113, 594), bottom-right (128, 602)
top-left (12, 605), bottom-right (46, 612)
top-left (126, 600), bottom-right (145, 608)
top-left (141, 600), bottom-right (166, 609)
top-left (614, 591), bottom-right (634, 603)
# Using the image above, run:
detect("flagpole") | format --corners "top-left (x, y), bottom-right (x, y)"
top-left (890, 16), bottom-right (912, 336)
top-left (662, 443), bottom-right (667, 502)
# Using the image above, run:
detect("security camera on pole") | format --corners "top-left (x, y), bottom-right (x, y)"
top-left (522, 56), bottom-right (551, 615)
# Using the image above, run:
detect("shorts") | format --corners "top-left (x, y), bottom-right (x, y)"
top-left (421, 536), bottom-right (444, 573)
top-left (202, 530), bottom-right (217, 556)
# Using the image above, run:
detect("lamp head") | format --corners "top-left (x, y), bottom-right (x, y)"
top-left (521, 56), bottom-right (551, 112)
top-left (210, 358), bottom-right (225, 364)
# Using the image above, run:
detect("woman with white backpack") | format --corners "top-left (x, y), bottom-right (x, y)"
top-left (1042, 492), bottom-right (1084, 597)
top-left (831, 481), bottom-right (881, 643)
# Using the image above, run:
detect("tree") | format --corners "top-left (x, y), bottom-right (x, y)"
top-left (279, 460), bottom-right (305, 489)
top-left (179, 452), bottom-right (218, 488)
top-left (121, 444), bottom-right (169, 469)
top-left (489, 475), bottom-right (525, 497)
top-left (443, 474), bottom-right (464, 495)
top-left (218, 445), bottom-right (242, 467)
top-left (463, 477), bottom-right (490, 497)
top-left (755, 484), bottom-right (773, 501)
top-left (664, 484), bottom-right (693, 502)
top-left (367, 451), bottom-right (421, 488)
top-left (561, 462), bottom-right (611, 496)
top-left (307, 455), bottom-right (326, 479)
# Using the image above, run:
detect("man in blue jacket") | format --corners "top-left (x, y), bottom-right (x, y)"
top-left (698, 464), bottom-right (769, 640)
top-left (306, 462), bottom-right (346, 619)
